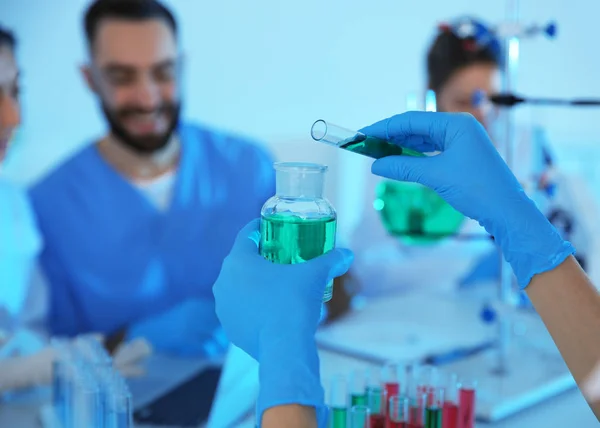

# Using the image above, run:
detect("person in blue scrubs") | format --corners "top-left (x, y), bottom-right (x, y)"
top-left (213, 112), bottom-right (600, 427)
top-left (28, 0), bottom-right (274, 356)
top-left (0, 25), bottom-right (42, 326)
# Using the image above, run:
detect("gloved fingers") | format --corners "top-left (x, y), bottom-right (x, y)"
top-left (371, 154), bottom-right (440, 188)
top-left (230, 218), bottom-right (261, 256)
top-left (304, 248), bottom-right (354, 282)
top-left (359, 111), bottom-right (451, 152)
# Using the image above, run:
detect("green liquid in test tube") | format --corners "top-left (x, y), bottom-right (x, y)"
top-left (310, 119), bottom-right (464, 245)
top-left (328, 375), bottom-right (348, 428)
top-left (350, 370), bottom-right (367, 407)
top-left (311, 119), bottom-right (426, 160)
top-left (425, 387), bottom-right (444, 428)
top-left (259, 162), bottom-right (337, 302)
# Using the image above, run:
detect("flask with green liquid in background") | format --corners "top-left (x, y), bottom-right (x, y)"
top-left (259, 162), bottom-right (337, 302)
top-left (375, 180), bottom-right (465, 245)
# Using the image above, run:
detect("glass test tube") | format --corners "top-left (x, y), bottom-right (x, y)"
top-left (388, 395), bottom-right (410, 428)
top-left (107, 391), bottom-right (133, 428)
top-left (349, 405), bottom-right (371, 428)
top-left (310, 120), bottom-right (424, 159)
top-left (73, 368), bottom-right (100, 428)
top-left (382, 362), bottom-right (404, 399)
top-left (328, 375), bottom-right (348, 428)
top-left (350, 370), bottom-right (367, 406)
top-left (457, 379), bottom-right (477, 428)
top-left (51, 339), bottom-right (70, 424)
top-left (408, 391), bottom-right (428, 428)
top-left (366, 386), bottom-right (385, 428)
top-left (442, 374), bottom-right (459, 428)
top-left (425, 388), bottom-right (444, 428)
top-left (417, 365), bottom-right (438, 406)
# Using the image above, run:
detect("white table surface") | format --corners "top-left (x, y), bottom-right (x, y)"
top-left (1, 288), bottom-right (599, 427)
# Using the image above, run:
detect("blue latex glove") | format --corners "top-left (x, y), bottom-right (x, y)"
top-left (360, 112), bottom-right (574, 288)
top-left (213, 219), bottom-right (354, 427)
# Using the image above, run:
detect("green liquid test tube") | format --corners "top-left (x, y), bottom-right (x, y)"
top-left (330, 407), bottom-right (348, 428)
top-left (328, 375), bottom-right (348, 428)
top-left (425, 387), bottom-right (444, 428)
top-left (350, 370), bottom-right (367, 407)
top-left (311, 119), bottom-right (426, 160)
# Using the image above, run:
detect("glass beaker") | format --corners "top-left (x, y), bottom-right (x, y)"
top-left (259, 162), bottom-right (337, 302)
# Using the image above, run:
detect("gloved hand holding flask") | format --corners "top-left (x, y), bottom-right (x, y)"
top-left (213, 219), bottom-right (353, 427)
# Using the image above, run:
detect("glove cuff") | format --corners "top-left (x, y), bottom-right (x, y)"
top-left (483, 195), bottom-right (575, 289)
top-left (256, 335), bottom-right (326, 427)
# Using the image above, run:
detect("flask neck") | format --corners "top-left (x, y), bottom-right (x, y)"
top-left (275, 163), bottom-right (326, 199)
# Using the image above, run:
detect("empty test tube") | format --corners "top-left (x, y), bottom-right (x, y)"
top-left (388, 395), bottom-right (410, 428)
top-left (72, 367), bottom-right (101, 428)
top-left (107, 378), bottom-right (133, 428)
top-left (349, 405), bottom-right (371, 428)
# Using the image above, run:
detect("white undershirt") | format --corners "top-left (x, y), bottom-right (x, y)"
top-left (132, 169), bottom-right (177, 211)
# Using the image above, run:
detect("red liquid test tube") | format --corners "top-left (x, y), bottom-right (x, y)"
top-left (417, 365), bottom-right (438, 405)
top-left (457, 379), bottom-right (477, 428)
top-left (442, 373), bottom-right (459, 428)
top-left (387, 395), bottom-right (409, 428)
top-left (382, 362), bottom-right (404, 400)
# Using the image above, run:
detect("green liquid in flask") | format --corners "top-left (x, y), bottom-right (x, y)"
top-left (260, 213), bottom-right (337, 301)
top-left (375, 180), bottom-right (464, 245)
top-left (340, 134), bottom-right (425, 159)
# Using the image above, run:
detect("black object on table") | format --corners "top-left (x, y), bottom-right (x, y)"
top-left (133, 366), bottom-right (222, 427)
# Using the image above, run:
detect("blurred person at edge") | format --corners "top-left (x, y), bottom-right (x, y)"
top-left (0, 25), bottom-right (42, 331)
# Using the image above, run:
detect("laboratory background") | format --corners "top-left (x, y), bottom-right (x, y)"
top-left (1, 0), bottom-right (600, 427)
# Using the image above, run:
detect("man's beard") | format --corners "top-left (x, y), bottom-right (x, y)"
top-left (101, 101), bottom-right (181, 155)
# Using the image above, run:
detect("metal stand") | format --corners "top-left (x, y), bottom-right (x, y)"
top-left (478, 0), bottom-right (576, 419)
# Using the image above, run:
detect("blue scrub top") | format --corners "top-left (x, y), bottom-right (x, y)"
top-left (29, 123), bottom-right (274, 338)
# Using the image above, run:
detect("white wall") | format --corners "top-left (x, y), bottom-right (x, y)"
top-left (2, 0), bottom-right (600, 189)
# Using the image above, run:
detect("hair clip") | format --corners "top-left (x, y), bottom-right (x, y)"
top-left (462, 39), bottom-right (478, 52)
top-left (438, 23), bottom-right (452, 33)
